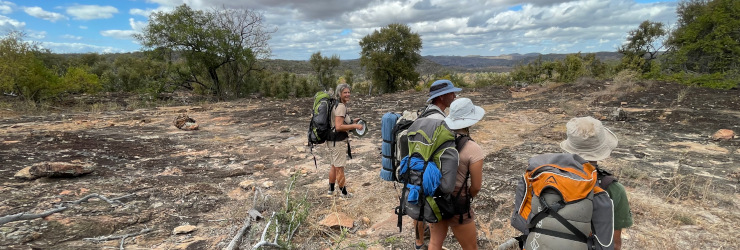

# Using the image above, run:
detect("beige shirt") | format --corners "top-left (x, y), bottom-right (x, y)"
top-left (454, 140), bottom-right (484, 194)
top-left (331, 103), bottom-right (351, 127)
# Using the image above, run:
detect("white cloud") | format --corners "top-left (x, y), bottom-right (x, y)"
top-left (39, 41), bottom-right (126, 54)
top-left (27, 30), bottom-right (46, 39)
top-left (79, 25), bottom-right (88, 30)
top-left (0, 1), bottom-right (15, 15)
top-left (100, 30), bottom-right (137, 40)
top-left (100, 18), bottom-right (145, 40)
top-left (0, 15), bottom-right (24, 30)
top-left (66, 5), bottom-right (118, 20)
top-left (61, 34), bottom-right (82, 40)
top-left (23, 6), bottom-right (67, 22)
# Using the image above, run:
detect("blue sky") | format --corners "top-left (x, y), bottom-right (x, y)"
top-left (1, 0), bottom-right (678, 60)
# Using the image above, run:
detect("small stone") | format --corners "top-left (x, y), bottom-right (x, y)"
top-left (173, 225), bottom-right (197, 234)
top-left (239, 180), bottom-right (255, 190)
top-left (262, 181), bottom-right (274, 188)
top-left (362, 217), bottom-right (371, 226)
top-left (319, 212), bottom-right (354, 229)
top-left (712, 129), bottom-right (735, 141)
top-left (14, 167), bottom-right (35, 180)
top-left (254, 164), bottom-right (265, 171)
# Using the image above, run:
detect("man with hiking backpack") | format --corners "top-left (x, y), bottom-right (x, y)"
top-left (559, 117), bottom-right (633, 250)
top-left (413, 79), bottom-right (461, 249)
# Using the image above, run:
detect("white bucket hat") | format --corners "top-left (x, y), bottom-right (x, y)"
top-left (444, 98), bottom-right (485, 130)
top-left (560, 116), bottom-right (618, 161)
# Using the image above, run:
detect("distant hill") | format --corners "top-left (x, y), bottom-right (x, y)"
top-left (260, 52), bottom-right (623, 74)
top-left (423, 52), bottom-right (623, 72)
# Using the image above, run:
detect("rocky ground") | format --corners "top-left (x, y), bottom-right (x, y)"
top-left (1, 79), bottom-right (739, 250)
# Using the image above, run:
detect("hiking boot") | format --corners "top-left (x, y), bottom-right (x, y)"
top-left (327, 190), bottom-right (334, 196)
top-left (340, 192), bottom-right (353, 199)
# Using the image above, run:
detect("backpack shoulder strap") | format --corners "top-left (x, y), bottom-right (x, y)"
top-left (419, 106), bottom-right (444, 118)
top-left (596, 167), bottom-right (617, 190)
top-left (454, 134), bottom-right (472, 152)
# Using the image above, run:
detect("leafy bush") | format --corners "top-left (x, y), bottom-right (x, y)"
top-left (473, 72), bottom-right (513, 87)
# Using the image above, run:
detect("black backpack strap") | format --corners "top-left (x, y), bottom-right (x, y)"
top-left (346, 139), bottom-right (352, 159)
top-left (595, 166), bottom-right (618, 190)
top-left (528, 196), bottom-right (588, 243)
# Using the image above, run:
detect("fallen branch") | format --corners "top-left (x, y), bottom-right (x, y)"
top-left (83, 228), bottom-right (153, 250)
top-left (225, 189), bottom-right (265, 250)
top-left (251, 212), bottom-right (280, 250)
top-left (498, 238), bottom-right (518, 250)
top-left (0, 193), bottom-right (129, 226)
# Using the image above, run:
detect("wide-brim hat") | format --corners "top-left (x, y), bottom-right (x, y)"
top-left (560, 116), bottom-right (618, 161)
top-left (427, 80), bottom-right (462, 102)
top-left (444, 98), bottom-right (485, 130)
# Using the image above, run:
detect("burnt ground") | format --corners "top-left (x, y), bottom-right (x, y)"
top-left (1, 79), bottom-right (739, 249)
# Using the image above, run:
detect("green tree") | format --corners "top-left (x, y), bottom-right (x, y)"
top-left (618, 20), bottom-right (667, 73)
top-left (61, 66), bottom-right (101, 95)
top-left (0, 31), bottom-right (61, 103)
top-left (359, 23), bottom-right (422, 93)
top-left (664, 0), bottom-right (739, 88)
top-left (309, 52), bottom-right (340, 90)
top-left (135, 4), bottom-right (274, 99)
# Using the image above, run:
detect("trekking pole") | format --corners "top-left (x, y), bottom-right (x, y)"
top-left (497, 238), bottom-right (518, 250)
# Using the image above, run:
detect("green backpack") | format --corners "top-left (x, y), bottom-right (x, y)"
top-left (307, 91), bottom-right (347, 145)
top-left (395, 118), bottom-right (460, 228)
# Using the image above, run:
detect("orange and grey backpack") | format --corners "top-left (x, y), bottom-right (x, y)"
top-left (511, 153), bottom-right (614, 250)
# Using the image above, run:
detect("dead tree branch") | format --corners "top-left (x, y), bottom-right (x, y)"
top-left (0, 193), bottom-right (129, 226)
top-left (83, 228), bottom-right (153, 250)
top-left (225, 188), bottom-right (265, 250)
top-left (251, 212), bottom-right (280, 250)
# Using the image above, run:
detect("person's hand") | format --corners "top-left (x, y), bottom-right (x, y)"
top-left (355, 124), bottom-right (363, 130)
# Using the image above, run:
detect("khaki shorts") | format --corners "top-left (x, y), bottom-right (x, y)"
top-left (324, 140), bottom-right (347, 167)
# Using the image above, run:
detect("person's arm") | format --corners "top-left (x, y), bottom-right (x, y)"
top-left (613, 229), bottom-right (623, 250)
top-left (334, 115), bottom-right (361, 132)
top-left (468, 159), bottom-right (483, 198)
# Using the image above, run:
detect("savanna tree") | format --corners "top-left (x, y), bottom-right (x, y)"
top-left (359, 23), bottom-right (422, 93)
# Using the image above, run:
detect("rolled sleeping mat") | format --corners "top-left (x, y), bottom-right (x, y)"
top-left (380, 112), bottom-right (400, 181)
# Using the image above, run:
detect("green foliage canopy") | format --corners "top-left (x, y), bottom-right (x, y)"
top-left (309, 52), bottom-right (340, 91)
top-left (0, 31), bottom-right (60, 103)
top-left (663, 0), bottom-right (739, 88)
top-left (618, 20), bottom-right (667, 73)
top-left (135, 4), bottom-right (273, 99)
top-left (359, 23), bottom-right (422, 93)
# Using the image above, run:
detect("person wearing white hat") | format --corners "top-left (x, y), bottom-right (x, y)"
top-left (560, 116), bottom-right (633, 250)
top-left (428, 98), bottom-right (486, 250)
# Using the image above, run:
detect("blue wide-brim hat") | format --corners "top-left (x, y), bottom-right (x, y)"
top-left (427, 80), bottom-right (462, 102)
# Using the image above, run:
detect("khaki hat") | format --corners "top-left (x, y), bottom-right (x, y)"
top-left (560, 117), bottom-right (618, 161)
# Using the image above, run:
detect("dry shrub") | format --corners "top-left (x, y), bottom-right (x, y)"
top-left (613, 69), bottom-right (639, 89)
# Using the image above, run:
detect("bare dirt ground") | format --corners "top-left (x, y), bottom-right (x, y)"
top-left (1, 79), bottom-right (739, 250)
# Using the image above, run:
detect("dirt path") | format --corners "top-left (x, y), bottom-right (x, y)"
top-left (1, 80), bottom-right (739, 249)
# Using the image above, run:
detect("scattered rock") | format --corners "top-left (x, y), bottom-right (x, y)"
top-left (546, 107), bottom-right (564, 114)
top-left (24, 162), bottom-right (94, 179)
top-left (361, 217), bottom-right (371, 226)
top-left (13, 167), bottom-right (35, 180)
top-left (712, 129), bottom-right (735, 141)
top-left (279, 126), bottom-right (291, 133)
top-left (254, 164), bottom-right (265, 171)
top-left (173, 225), bottom-right (197, 235)
top-left (262, 181), bottom-right (274, 188)
top-left (173, 236), bottom-right (207, 249)
top-left (174, 114), bottom-right (199, 130)
top-left (238, 180), bottom-right (255, 189)
top-left (319, 212), bottom-right (354, 229)
top-left (611, 107), bottom-right (628, 121)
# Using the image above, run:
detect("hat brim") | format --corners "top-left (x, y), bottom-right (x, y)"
top-left (444, 106), bottom-right (484, 130)
top-left (560, 127), bottom-right (618, 161)
top-left (427, 87), bottom-right (462, 102)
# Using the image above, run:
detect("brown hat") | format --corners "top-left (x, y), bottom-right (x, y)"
top-left (560, 117), bottom-right (618, 161)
